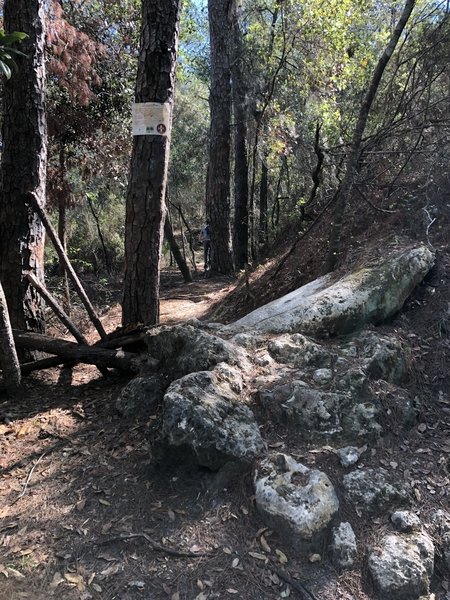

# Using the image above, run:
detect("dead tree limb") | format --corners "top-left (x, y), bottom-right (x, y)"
top-left (20, 356), bottom-right (67, 375)
top-left (0, 281), bottom-right (21, 392)
top-left (13, 331), bottom-right (141, 373)
top-left (164, 210), bottom-right (193, 283)
top-left (25, 272), bottom-right (88, 345)
top-left (27, 192), bottom-right (108, 340)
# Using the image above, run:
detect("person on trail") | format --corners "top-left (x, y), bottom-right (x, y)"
top-left (198, 221), bottom-right (211, 271)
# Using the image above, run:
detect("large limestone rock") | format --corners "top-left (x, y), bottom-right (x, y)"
top-left (224, 245), bottom-right (434, 336)
top-left (368, 532), bottom-right (434, 599)
top-left (255, 454), bottom-right (339, 554)
top-left (161, 364), bottom-right (263, 470)
top-left (145, 324), bottom-right (250, 380)
top-left (343, 468), bottom-right (410, 516)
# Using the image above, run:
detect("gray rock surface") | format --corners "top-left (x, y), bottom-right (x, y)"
top-left (344, 330), bottom-right (406, 383)
top-left (343, 468), bottom-right (410, 516)
top-left (259, 379), bottom-right (346, 437)
top-left (391, 510), bottom-right (421, 533)
top-left (368, 532), bottom-right (434, 599)
top-left (268, 334), bottom-right (332, 368)
top-left (145, 324), bottom-right (250, 380)
top-left (336, 446), bottom-right (360, 467)
top-left (331, 522), bottom-right (358, 569)
top-left (161, 364), bottom-right (263, 470)
top-left (312, 368), bottom-right (333, 385)
top-left (116, 376), bottom-right (165, 418)
top-left (255, 454), bottom-right (339, 554)
top-left (223, 245), bottom-right (435, 336)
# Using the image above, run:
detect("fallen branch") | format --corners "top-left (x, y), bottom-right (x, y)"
top-left (354, 186), bottom-right (396, 214)
top-left (13, 331), bottom-right (142, 373)
top-left (27, 192), bottom-right (108, 341)
top-left (11, 450), bottom-right (48, 505)
top-left (25, 272), bottom-right (88, 345)
top-left (20, 356), bottom-right (67, 374)
top-left (96, 532), bottom-right (208, 558)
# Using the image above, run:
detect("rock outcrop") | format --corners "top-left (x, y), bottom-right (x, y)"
top-left (224, 245), bottom-right (434, 336)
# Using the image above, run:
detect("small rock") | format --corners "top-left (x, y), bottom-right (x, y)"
top-left (368, 532), bottom-right (434, 599)
top-left (343, 468), bottom-right (410, 516)
top-left (391, 510), bottom-right (421, 533)
top-left (255, 454), bottom-right (339, 554)
top-left (331, 522), bottom-right (357, 569)
top-left (312, 368), bottom-right (333, 385)
top-left (336, 446), bottom-right (360, 467)
top-left (268, 334), bottom-right (332, 369)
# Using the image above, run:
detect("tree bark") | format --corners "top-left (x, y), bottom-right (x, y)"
top-left (164, 213), bottom-right (192, 283)
top-left (325, 0), bottom-right (416, 272)
top-left (206, 0), bottom-right (234, 274)
top-left (13, 331), bottom-right (144, 373)
top-left (231, 5), bottom-right (249, 271)
top-left (0, 281), bottom-right (21, 392)
top-left (122, 0), bottom-right (181, 326)
top-left (0, 0), bottom-right (47, 333)
top-left (258, 158), bottom-right (269, 249)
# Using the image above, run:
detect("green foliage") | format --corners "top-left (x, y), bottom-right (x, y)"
top-left (0, 29), bottom-right (27, 79)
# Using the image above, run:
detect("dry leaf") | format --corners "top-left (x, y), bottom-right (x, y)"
top-left (100, 563), bottom-right (121, 577)
top-left (6, 567), bottom-right (25, 580)
top-left (0, 564), bottom-right (9, 578)
top-left (189, 544), bottom-right (202, 553)
top-left (162, 583), bottom-right (172, 595)
top-left (97, 552), bottom-right (117, 562)
top-left (92, 583), bottom-right (102, 592)
top-left (226, 589), bottom-right (238, 594)
top-left (248, 551), bottom-right (266, 561)
top-left (275, 549), bottom-right (288, 564)
top-left (418, 423), bottom-right (427, 433)
top-left (99, 498), bottom-right (111, 506)
top-left (76, 499), bottom-right (86, 511)
top-left (223, 546), bottom-right (232, 555)
top-left (231, 558), bottom-right (240, 568)
top-left (193, 593), bottom-right (208, 600)
top-left (280, 586), bottom-right (291, 598)
top-left (308, 553), bottom-right (321, 563)
top-left (171, 593), bottom-right (180, 600)
top-left (128, 580), bottom-right (145, 588)
top-left (260, 535), bottom-right (271, 553)
top-left (64, 573), bottom-right (84, 585)
top-left (168, 510), bottom-right (176, 522)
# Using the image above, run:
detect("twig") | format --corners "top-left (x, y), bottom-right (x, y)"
top-left (422, 207), bottom-right (437, 242)
top-left (11, 450), bottom-right (49, 505)
top-left (96, 532), bottom-right (209, 558)
top-left (269, 562), bottom-right (319, 600)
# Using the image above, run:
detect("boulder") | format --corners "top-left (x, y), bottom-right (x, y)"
top-left (161, 364), bottom-right (263, 470)
top-left (258, 379), bottom-right (346, 437)
top-left (259, 377), bottom-right (381, 440)
top-left (330, 522), bottom-right (358, 569)
top-left (267, 334), bottom-right (333, 369)
top-left (116, 375), bottom-right (165, 418)
top-left (343, 330), bottom-right (406, 383)
top-left (145, 324), bottom-right (250, 380)
top-left (368, 532), bottom-right (434, 599)
top-left (391, 510), bottom-right (421, 533)
top-left (427, 509), bottom-right (450, 570)
top-left (343, 468), bottom-right (410, 516)
top-left (255, 454), bottom-right (339, 554)
top-left (223, 245), bottom-right (435, 336)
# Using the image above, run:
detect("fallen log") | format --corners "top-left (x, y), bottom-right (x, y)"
top-left (13, 331), bottom-right (144, 373)
top-left (20, 356), bottom-right (69, 375)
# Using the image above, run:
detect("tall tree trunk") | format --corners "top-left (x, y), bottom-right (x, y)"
top-left (0, 0), bottom-right (47, 333)
top-left (207, 0), bottom-right (233, 274)
top-left (231, 4), bottom-right (249, 271)
top-left (0, 281), bottom-right (21, 393)
top-left (325, 0), bottom-right (416, 272)
top-left (258, 157), bottom-right (269, 249)
top-left (122, 0), bottom-right (181, 326)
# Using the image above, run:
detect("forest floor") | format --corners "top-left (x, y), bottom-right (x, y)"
top-left (0, 249), bottom-right (449, 600)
